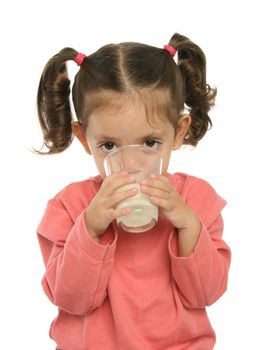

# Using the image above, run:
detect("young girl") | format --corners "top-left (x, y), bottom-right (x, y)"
top-left (36, 33), bottom-right (231, 350)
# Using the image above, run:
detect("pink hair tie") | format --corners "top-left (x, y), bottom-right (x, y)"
top-left (164, 44), bottom-right (177, 56)
top-left (74, 52), bottom-right (86, 66)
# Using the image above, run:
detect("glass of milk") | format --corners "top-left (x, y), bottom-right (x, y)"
top-left (104, 145), bottom-right (163, 233)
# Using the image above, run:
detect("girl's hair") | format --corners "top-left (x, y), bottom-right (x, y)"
top-left (36, 33), bottom-right (216, 154)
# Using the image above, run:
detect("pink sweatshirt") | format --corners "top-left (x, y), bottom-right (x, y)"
top-left (37, 172), bottom-right (231, 350)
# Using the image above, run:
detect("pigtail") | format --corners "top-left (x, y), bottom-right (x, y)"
top-left (169, 33), bottom-right (217, 146)
top-left (36, 47), bottom-right (79, 154)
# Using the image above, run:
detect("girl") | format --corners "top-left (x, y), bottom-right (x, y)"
top-left (36, 33), bottom-right (231, 350)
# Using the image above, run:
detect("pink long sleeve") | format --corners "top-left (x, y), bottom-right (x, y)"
top-left (169, 174), bottom-right (231, 309)
top-left (37, 178), bottom-right (116, 315)
top-left (37, 173), bottom-right (231, 350)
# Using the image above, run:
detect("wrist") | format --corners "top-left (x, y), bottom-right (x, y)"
top-left (177, 215), bottom-right (201, 257)
top-left (87, 227), bottom-right (100, 243)
top-left (179, 215), bottom-right (201, 234)
top-left (84, 210), bottom-right (100, 242)
top-left (86, 225), bottom-right (100, 242)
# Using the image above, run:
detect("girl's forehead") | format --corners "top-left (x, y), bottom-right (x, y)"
top-left (86, 104), bottom-right (175, 145)
top-left (85, 88), bottom-right (175, 128)
top-left (88, 98), bottom-right (170, 131)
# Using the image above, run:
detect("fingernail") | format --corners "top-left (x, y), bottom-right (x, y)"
top-left (150, 174), bottom-right (156, 179)
top-left (123, 207), bottom-right (133, 214)
top-left (127, 176), bottom-right (136, 183)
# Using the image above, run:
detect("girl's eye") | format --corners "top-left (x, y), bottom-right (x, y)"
top-left (99, 142), bottom-right (117, 153)
top-left (144, 140), bottom-right (161, 149)
top-left (99, 140), bottom-right (161, 153)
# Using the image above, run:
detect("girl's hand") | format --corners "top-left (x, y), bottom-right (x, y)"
top-left (84, 172), bottom-right (137, 240)
top-left (140, 174), bottom-right (199, 230)
top-left (140, 174), bottom-right (201, 256)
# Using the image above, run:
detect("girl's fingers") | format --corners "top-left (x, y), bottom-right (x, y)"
top-left (114, 207), bottom-right (134, 219)
top-left (149, 195), bottom-right (171, 210)
top-left (106, 206), bottom-right (133, 222)
top-left (105, 186), bottom-right (138, 208)
top-left (140, 185), bottom-right (170, 199)
top-left (141, 175), bottom-right (173, 194)
top-left (101, 172), bottom-right (136, 196)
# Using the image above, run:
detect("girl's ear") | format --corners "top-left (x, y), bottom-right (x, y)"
top-left (72, 122), bottom-right (92, 155)
top-left (172, 115), bottom-right (192, 150)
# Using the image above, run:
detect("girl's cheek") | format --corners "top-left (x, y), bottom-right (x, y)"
top-left (90, 153), bottom-right (106, 178)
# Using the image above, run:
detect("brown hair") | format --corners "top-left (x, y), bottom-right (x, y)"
top-left (36, 33), bottom-right (216, 154)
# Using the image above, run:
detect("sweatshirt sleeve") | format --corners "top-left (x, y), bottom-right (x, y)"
top-left (168, 176), bottom-right (231, 309)
top-left (37, 190), bottom-right (117, 316)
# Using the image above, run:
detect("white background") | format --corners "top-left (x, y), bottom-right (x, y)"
top-left (0, 0), bottom-right (258, 349)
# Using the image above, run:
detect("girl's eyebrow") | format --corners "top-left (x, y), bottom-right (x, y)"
top-left (136, 133), bottom-right (165, 142)
top-left (95, 132), bottom-right (165, 142)
top-left (94, 135), bottom-right (120, 142)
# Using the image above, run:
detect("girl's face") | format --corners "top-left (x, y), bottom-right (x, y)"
top-left (74, 95), bottom-right (191, 178)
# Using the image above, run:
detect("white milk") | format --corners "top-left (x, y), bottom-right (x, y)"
top-left (116, 183), bottom-right (158, 232)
